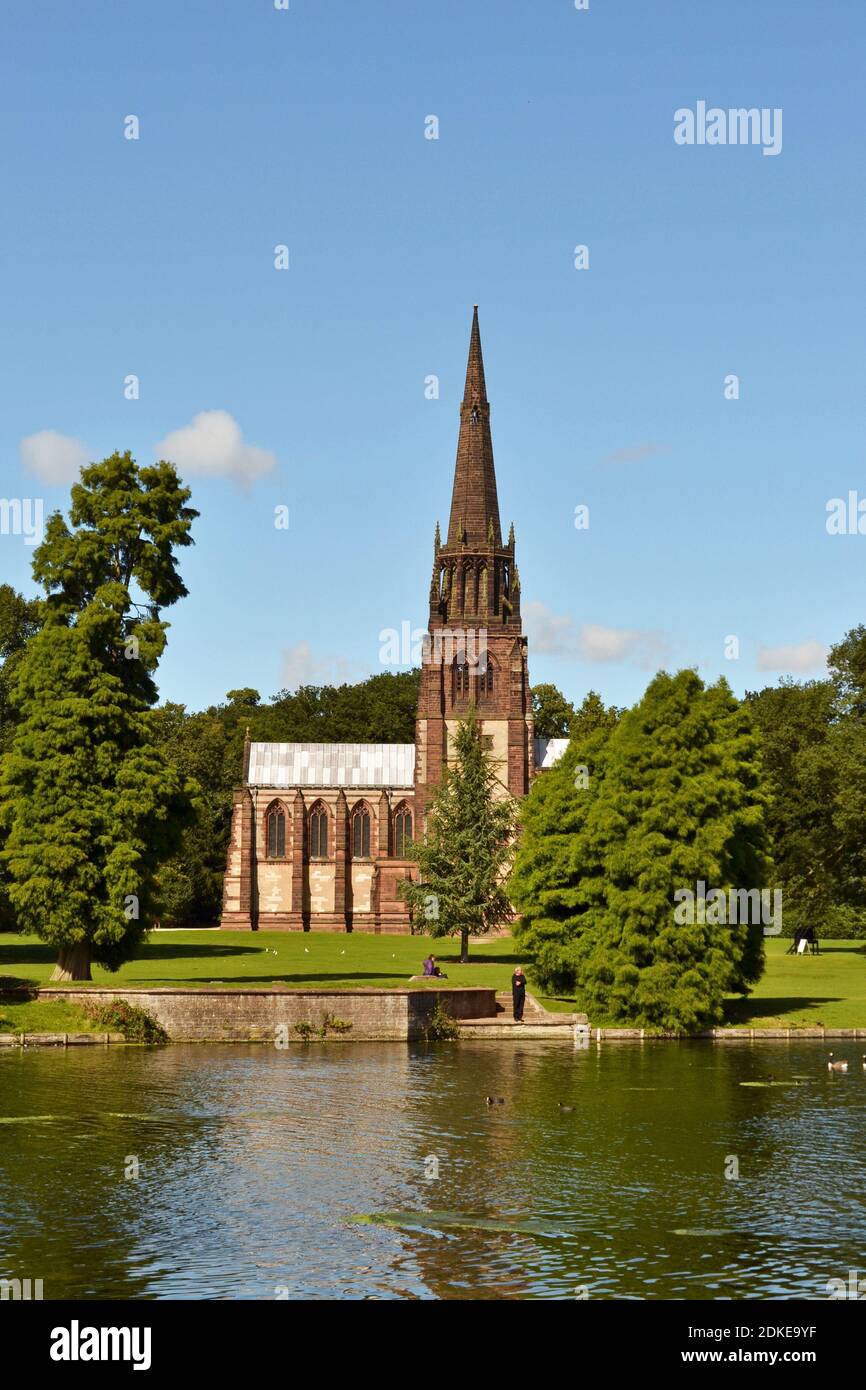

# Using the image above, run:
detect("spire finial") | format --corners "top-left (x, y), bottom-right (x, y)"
top-left (446, 307), bottom-right (501, 548)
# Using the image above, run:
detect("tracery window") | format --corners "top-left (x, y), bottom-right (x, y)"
top-left (266, 805), bottom-right (286, 858)
top-left (394, 807), bottom-right (413, 858)
top-left (352, 807), bottom-right (371, 858)
top-left (310, 804), bottom-right (328, 858)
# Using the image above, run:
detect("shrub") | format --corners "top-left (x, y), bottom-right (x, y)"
top-left (84, 999), bottom-right (168, 1044)
top-left (817, 905), bottom-right (866, 940)
top-left (423, 1001), bottom-right (460, 1041)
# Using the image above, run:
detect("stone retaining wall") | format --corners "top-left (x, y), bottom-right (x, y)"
top-left (35, 986), bottom-right (497, 1042)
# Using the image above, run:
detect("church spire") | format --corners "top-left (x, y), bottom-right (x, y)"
top-left (446, 306), bottom-right (502, 548)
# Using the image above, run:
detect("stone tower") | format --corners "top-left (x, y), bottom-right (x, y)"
top-left (414, 307), bottom-right (534, 824)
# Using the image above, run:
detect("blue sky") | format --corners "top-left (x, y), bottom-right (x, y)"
top-left (1, 0), bottom-right (864, 714)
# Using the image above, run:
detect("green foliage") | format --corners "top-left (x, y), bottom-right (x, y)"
top-left (531, 683), bottom-right (575, 738)
top-left (531, 685), bottom-right (621, 741)
top-left (0, 586), bottom-right (41, 930)
top-left (820, 905), bottom-right (866, 940)
top-left (570, 689), bottom-right (622, 740)
top-left (318, 1010), bottom-right (352, 1036)
top-left (293, 1011), bottom-right (353, 1041)
top-left (511, 670), bottom-right (770, 1032)
top-left (84, 999), bottom-right (168, 1044)
top-left (0, 453), bottom-right (199, 976)
top-left (423, 1000), bottom-right (461, 1040)
top-left (399, 708), bottom-right (518, 960)
top-left (747, 626), bottom-right (866, 932)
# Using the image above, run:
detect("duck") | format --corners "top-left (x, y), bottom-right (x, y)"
top-left (485, 1096), bottom-right (505, 1106)
top-left (827, 1053), bottom-right (848, 1072)
top-left (558, 1102), bottom-right (575, 1112)
top-left (862, 1055), bottom-right (866, 1071)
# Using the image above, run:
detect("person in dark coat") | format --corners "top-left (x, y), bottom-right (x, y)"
top-left (511, 966), bottom-right (526, 1022)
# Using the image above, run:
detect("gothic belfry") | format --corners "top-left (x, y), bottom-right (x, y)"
top-left (414, 307), bottom-right (534, 822)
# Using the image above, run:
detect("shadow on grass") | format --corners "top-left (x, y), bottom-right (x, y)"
top-left (0, 941), bottom-right (59, 967)
top-left (779, 940), bottom-right (866, 957)
top-left (126, 943), bottom-right (262, 961)
top-left (725, 995), bottom-right (842, 1024)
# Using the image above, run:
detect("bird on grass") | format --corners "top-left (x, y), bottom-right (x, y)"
top-left (827, 1053), bottom-right (848, 1072)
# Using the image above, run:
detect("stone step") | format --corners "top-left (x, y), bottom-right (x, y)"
top-left (495, 990), bottom-right (544, 1017)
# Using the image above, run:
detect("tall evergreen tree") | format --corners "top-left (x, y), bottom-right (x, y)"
top-left (399, 708), bottom-right (517, 961)
top-left (511, 671), bottom-right (769, 1031)
top-left (0, 585), bottom-right (41, 929)
top-left (0, 452), bottom-right (198, 979)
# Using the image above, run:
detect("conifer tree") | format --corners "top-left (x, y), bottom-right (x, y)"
top-left (0, 453), bottom-right (198, 979)
top-left (399, 708), bottom-right (517, 962)
top-left (511, 671), bottom-right (769, 1031)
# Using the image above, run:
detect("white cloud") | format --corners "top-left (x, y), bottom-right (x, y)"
top-left (20, 430), bottom-right (89, 485)
top-left (601, 442), bottom-right (669, 466)
top-left (524, 601), bottom-right (669, 667)
top-left (756, 640), bottom-right (828, 674)
top-left (522, 600), bottom-right (575, 655)
top-left (280, 642), bottom-right (358, 692)
top-left (155, 410), bottom-right (276, 486)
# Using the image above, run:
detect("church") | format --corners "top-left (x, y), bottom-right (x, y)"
top-left (220, 309), bottom-right (567, 932)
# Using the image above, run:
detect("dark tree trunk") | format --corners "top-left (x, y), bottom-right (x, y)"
top-left (51, 943), bottom-right (92, 982)
top-left (460, 928), bottom-right (469, 964)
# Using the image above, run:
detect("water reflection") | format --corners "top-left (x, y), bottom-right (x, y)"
top-left (0, 1041), bottom-right (863, 1300)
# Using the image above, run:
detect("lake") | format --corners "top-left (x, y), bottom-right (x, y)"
top-left (1, 1040), bottom-right (863, 1300)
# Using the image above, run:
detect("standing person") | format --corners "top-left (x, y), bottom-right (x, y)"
top-left (511, 965), bottom-right (526, 1023)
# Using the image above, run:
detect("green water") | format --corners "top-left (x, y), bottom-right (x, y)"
top-left (0, 1040), bottom-right (863, 1300)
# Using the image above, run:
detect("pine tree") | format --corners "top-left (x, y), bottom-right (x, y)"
top-left (0, 452), bottom-right (198, 979)
top-left (511, 671), bottom-right (769, 1031)
top-left (399, 708), bottom-right (517, 961)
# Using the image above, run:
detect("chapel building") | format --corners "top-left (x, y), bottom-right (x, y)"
top-left (220, 309), bottom-right (567, 932)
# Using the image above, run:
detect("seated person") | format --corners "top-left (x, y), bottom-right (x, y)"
top-left (421, 954), bottom-right (447, 978)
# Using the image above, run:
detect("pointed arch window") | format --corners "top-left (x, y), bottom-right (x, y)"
top-left (394, 807), bottom-right (413, 858)
top-left (454, 658), bottom-right (470, 698)
top-left (309, 804), bottom-right (328, 859)
top-left (266, 805), bottom-right (286, 858)
top-left (480, 655), bottom-right (495, 696)
top-left (352, 806), bottom-right (371, 858)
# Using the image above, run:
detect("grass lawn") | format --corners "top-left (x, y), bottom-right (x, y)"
top-left (1, 932), bottom-right (864, 1030)
top-left (724, 938), bottom-right (866, 1028)
top-left (0, 995), bottom-right (102, 1035)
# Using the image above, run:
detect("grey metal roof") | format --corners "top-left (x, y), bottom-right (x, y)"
top-left (247, 742), bottom-right (416, 789)
top-left (534, 737), bottom-right (569, 770)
